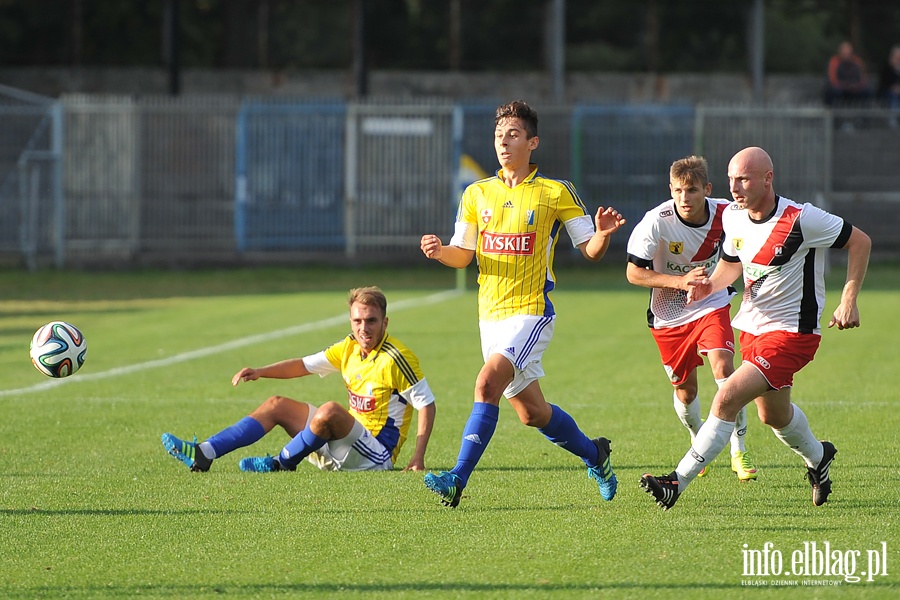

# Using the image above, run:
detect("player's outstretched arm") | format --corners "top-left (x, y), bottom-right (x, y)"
top-left (420, 234), bottom-right (474, 268)
top-left (402, 402), bottom-right (436, 471)
top-left (232, 358), bottom-right (312, 386)
top-left (581, 206), bottom-right (626, 262)
top-left (829, 226), bottom-right (871, 330)
top-left (627, 263), bottom-right (708, 291)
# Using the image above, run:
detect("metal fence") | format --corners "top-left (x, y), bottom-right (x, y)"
top-left (1, 91), bottom-right (898, 269)
top-left (63, 94), bottom-right (240, 261)
top-left (0, 85), bottom-right (63, 269)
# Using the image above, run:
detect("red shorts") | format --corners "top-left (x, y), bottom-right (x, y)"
top-left (739, 330), bottom-right (821, 390)
top-left (651, 305), bottom-right (735, 386)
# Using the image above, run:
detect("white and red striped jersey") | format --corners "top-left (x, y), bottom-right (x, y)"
top-left (627, 197), bottom-right (735, 328)
top-left (722, 196), bottom-right (852, 335)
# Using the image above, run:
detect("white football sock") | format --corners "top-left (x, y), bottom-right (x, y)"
top-left (199, 441), bottom-right (217, 460)
top-left (676, 415), bottom-right (734, 489)
top-left (673, 391), bottom-right (703, 439)
top-left (731, 406), bottom-right (748, 453)
top-left (772, 404), bottom-right (823, 467)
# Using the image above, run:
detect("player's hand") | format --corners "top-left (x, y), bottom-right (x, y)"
top-left (682, 266), bottom-right (708, 291)
top-left (402, 458), bottom-right (425, 472)
top-left (828, 302), bottom-right (861, 330)
top-left (594, 206), bottom-right (626, 236)
top-left (420, 234), bottom-right (443, 259)
top-left (232, 367), bottom-right (260, 386)
top-left (686, 276), bottom-right (712, 304)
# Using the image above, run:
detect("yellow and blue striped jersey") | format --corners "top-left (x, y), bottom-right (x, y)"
top-left (450, 165), bottom-right (594, 321)
top-left (307, 333), bottom-right (435, 463)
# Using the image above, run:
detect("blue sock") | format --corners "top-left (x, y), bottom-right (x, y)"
top-left (539, 404), bottom-right (600, 467)
top-left (451, 402), bottom-right (499, 488)
top-left (206, 416), bottom-right (266, 457)
top-left (279, 427), bottom-right (328, 469)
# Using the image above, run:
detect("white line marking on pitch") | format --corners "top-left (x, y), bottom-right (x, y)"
top-left (1, 289), bottom-right (461, 398)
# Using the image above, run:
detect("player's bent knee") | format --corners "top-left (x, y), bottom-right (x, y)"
top-left (263, 394), bottom-right (291, 411)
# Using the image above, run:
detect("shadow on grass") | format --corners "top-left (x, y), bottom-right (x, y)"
top-left (12, 579), bottom-right (896, 598)
top-left (0, 508), bottom-right (246, 517)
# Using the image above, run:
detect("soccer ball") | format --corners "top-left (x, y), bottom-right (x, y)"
top-left (29, 321), bottom-right (87, 378)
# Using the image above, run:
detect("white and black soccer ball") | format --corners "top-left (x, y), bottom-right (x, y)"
top-left (29, 321), bottom-right (87, 378)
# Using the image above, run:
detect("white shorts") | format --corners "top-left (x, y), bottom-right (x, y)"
top-left (303, 406), bottom-right (393, 472)
top-left (479, 314), bottom-right (555, 398)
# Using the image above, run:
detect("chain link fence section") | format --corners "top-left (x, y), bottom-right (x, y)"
top-left (572, 105), bottom-right (695, 252)
top-left (3, 91), bottom-right (899, 268)
top-left (0, 85), bottom-right (63, 270)
top-left (62, 94), bottom-right (240, 264)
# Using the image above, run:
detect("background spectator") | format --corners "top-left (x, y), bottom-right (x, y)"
top-left (878, 45), bottom-right (900, 115)
top-left (825, 41), bottom-right (873, 106)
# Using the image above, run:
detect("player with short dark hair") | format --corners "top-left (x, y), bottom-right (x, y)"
top-left (640, 147), bottom-right (871, 509)
top-left (627, 155), bottom-right (757, 481)
top-left (419, 99), bottom-right (626, 507)
top-left (161, 286), bottom-right (437, 474)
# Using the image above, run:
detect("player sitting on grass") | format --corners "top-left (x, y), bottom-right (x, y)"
top-left (161, 286), bottom-right (436, 474)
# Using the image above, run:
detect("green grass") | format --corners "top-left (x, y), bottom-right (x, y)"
top-left (1, 264), bottom-right (898, 599)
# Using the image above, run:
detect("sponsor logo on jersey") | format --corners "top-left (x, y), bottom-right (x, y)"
top-left (734, 238), bottom-right (744, 250)
top-left (504, 346), bottom-right (516, 356)
top-left (773, 243), bottom-right (784, 256)
top-left (745, 265), bottom-right (779, 279)
top-left (502, 200), bottom-right (514, 208)
top-left (667, 257), bottom-right (716, 274)
top-left (669, 241), bottom-right (684, 255)
top-left (481, 208), bottom-right (493, 223)
top-left (482, 231), bottom-right (536, 255)
top-left (660, 209), bottom-right (674, 217)
top-left (348, 391), bottom-right (376, 412)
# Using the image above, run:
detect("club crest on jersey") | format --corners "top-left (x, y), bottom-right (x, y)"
top-left (734, 238), bottom-right (744, 250)
top-left (481, 209), bottom-right (493, 223)
top-left (669, 241), bottom-right (684, 255)
top-left (525, 210), bottom-right (535, 225)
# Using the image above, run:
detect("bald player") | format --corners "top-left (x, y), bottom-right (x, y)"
top-left (419, 99), bottom-right (626, 508)
top-left (640, 146), bottom-right (871, 510)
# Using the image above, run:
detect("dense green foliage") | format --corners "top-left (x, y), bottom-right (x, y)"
top-left (1, 0), bottom-right (898, 74)
top-left (0, 265), bottom-right (897, 598)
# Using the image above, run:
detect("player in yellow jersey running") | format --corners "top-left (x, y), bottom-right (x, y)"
top-left (161, 286), bottom-right (436, 474)
top-left (420, 100), bottom-right (625, 507)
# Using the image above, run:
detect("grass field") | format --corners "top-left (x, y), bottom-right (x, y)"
top-left (1, 263), bottom-right (898, 599)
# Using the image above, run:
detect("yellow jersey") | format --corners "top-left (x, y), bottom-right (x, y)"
top-left (306, 333), bottom-right (435, 463)
top-left (450, 164), bottom-right (595, 321)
